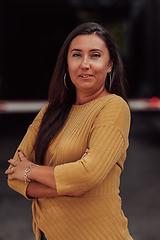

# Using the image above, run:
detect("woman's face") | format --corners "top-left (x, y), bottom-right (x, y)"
top-left (67, 34), bottom-right (113, 96)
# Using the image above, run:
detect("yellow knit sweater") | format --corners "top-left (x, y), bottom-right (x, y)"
top-left (8, 94), bottom-right (133, 240)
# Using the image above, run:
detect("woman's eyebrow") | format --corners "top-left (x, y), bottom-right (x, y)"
top-left (71, 48), bottom-right (82, 52)
top-left (90, 49), bottom-right (103, 53)
top-left (70, 48), bottom-right (103, 53)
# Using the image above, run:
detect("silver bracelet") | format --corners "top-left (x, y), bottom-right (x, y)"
top-left (24, 164), bottom-right (38, 184)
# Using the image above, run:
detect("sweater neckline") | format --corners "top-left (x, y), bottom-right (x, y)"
top-left (72, 94), bottom-right (115, 108)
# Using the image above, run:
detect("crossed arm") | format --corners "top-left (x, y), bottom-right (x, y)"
top-left (5, 150), bottom-right (88, 198)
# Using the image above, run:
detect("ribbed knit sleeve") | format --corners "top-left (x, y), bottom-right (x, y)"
top-left (7, 104), bottom-right (48, 198)
top-left (54, 95), bottom-right (130, 195)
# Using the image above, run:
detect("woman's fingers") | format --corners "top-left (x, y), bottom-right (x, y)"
top-left (5, 151), bottom-right (27, 176)
top-left (5, 167), bottom-right (16, 180)
top-left (8, 159), bottom-right (19, 166)
top-left (5, 158), bottom-right (18, 175)
top-left (5, 166), bottom-right (15, 175)
top-left (5, 150), bottom-right (34, 182)
top-left (82, 148), bottom-right (89, 158)
top-left (77, 148), bottom-right (90, 162)
top-left (7, 172), bottom-right (16, 181)
top-left (18, 150), bottom-right (27, 161)
top-left (85, 148), bottom-right (89, 154)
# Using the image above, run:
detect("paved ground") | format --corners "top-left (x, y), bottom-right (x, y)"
top-left (0, 111), bottom-right (160, 240)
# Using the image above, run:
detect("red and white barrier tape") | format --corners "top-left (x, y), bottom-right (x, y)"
top-left (0, 98), bottom-right (160, 113)
top-left (0, 100), bottom-right (48, 113)
top-left (128, 97), bottom-right (160, 111)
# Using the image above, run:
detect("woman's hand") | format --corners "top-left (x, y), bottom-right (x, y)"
top-left (76, 148), bottom-right (89, 162)
top-left (5, 148), bottom-right (89, 197)
top-left (5, 151), bottom-right (35, 182)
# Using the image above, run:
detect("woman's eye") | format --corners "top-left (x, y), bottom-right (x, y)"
top-left (92, 53), bottom-right (101, 58)
top-left (72, 53), bottom-right (81, 57)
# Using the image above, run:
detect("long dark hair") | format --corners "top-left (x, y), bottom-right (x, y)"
top-left (34, 22), bottom-right (127, 165)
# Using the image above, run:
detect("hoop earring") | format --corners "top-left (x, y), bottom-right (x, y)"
top-left (64, 72), bottom-right (74, 91)
top-left (108, 70), bottom-right (112, 91)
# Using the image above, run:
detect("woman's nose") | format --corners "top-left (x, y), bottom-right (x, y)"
top-left (81, 57), bottom-right (90, 69)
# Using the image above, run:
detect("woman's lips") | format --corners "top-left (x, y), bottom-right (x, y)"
top-left (79, 74), bottom-right (93, 78)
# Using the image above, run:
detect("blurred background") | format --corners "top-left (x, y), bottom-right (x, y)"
top-left (0, 0), bottom-right (160, 239)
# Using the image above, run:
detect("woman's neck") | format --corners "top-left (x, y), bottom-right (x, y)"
top-left (75, 87), bottom-right (111, 105)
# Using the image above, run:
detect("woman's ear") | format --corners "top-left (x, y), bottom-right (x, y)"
top-left (107, 60), bottom-right (113, 73)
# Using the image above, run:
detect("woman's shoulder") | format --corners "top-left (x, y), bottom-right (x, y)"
top-left (103, 93), bottom-right (128, 105)
top-left (99, 94), bottom-right (130, 114)
top-left (92, 94), bottom-right (131, 139)
top-left (94, 94), bottom-right (131, 127)
top-left (35, 103), bottom-right (49, 120)
top-left (30, 103), bottom-right (49, 130)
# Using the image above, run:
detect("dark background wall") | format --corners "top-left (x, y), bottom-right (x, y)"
top-left (0, 0), bottom-right (160, 100)
top-left (130, 0), bottom-right (160, 98)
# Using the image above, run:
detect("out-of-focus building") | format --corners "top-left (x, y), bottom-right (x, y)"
top-left (0, 0), bottom-right (159, 101)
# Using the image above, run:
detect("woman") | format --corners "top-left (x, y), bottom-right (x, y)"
top-left (5, 22), bottom-right (133, 240)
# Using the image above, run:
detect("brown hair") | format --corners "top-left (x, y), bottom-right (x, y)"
top-left (34, 22), bottom-right (127, 165)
